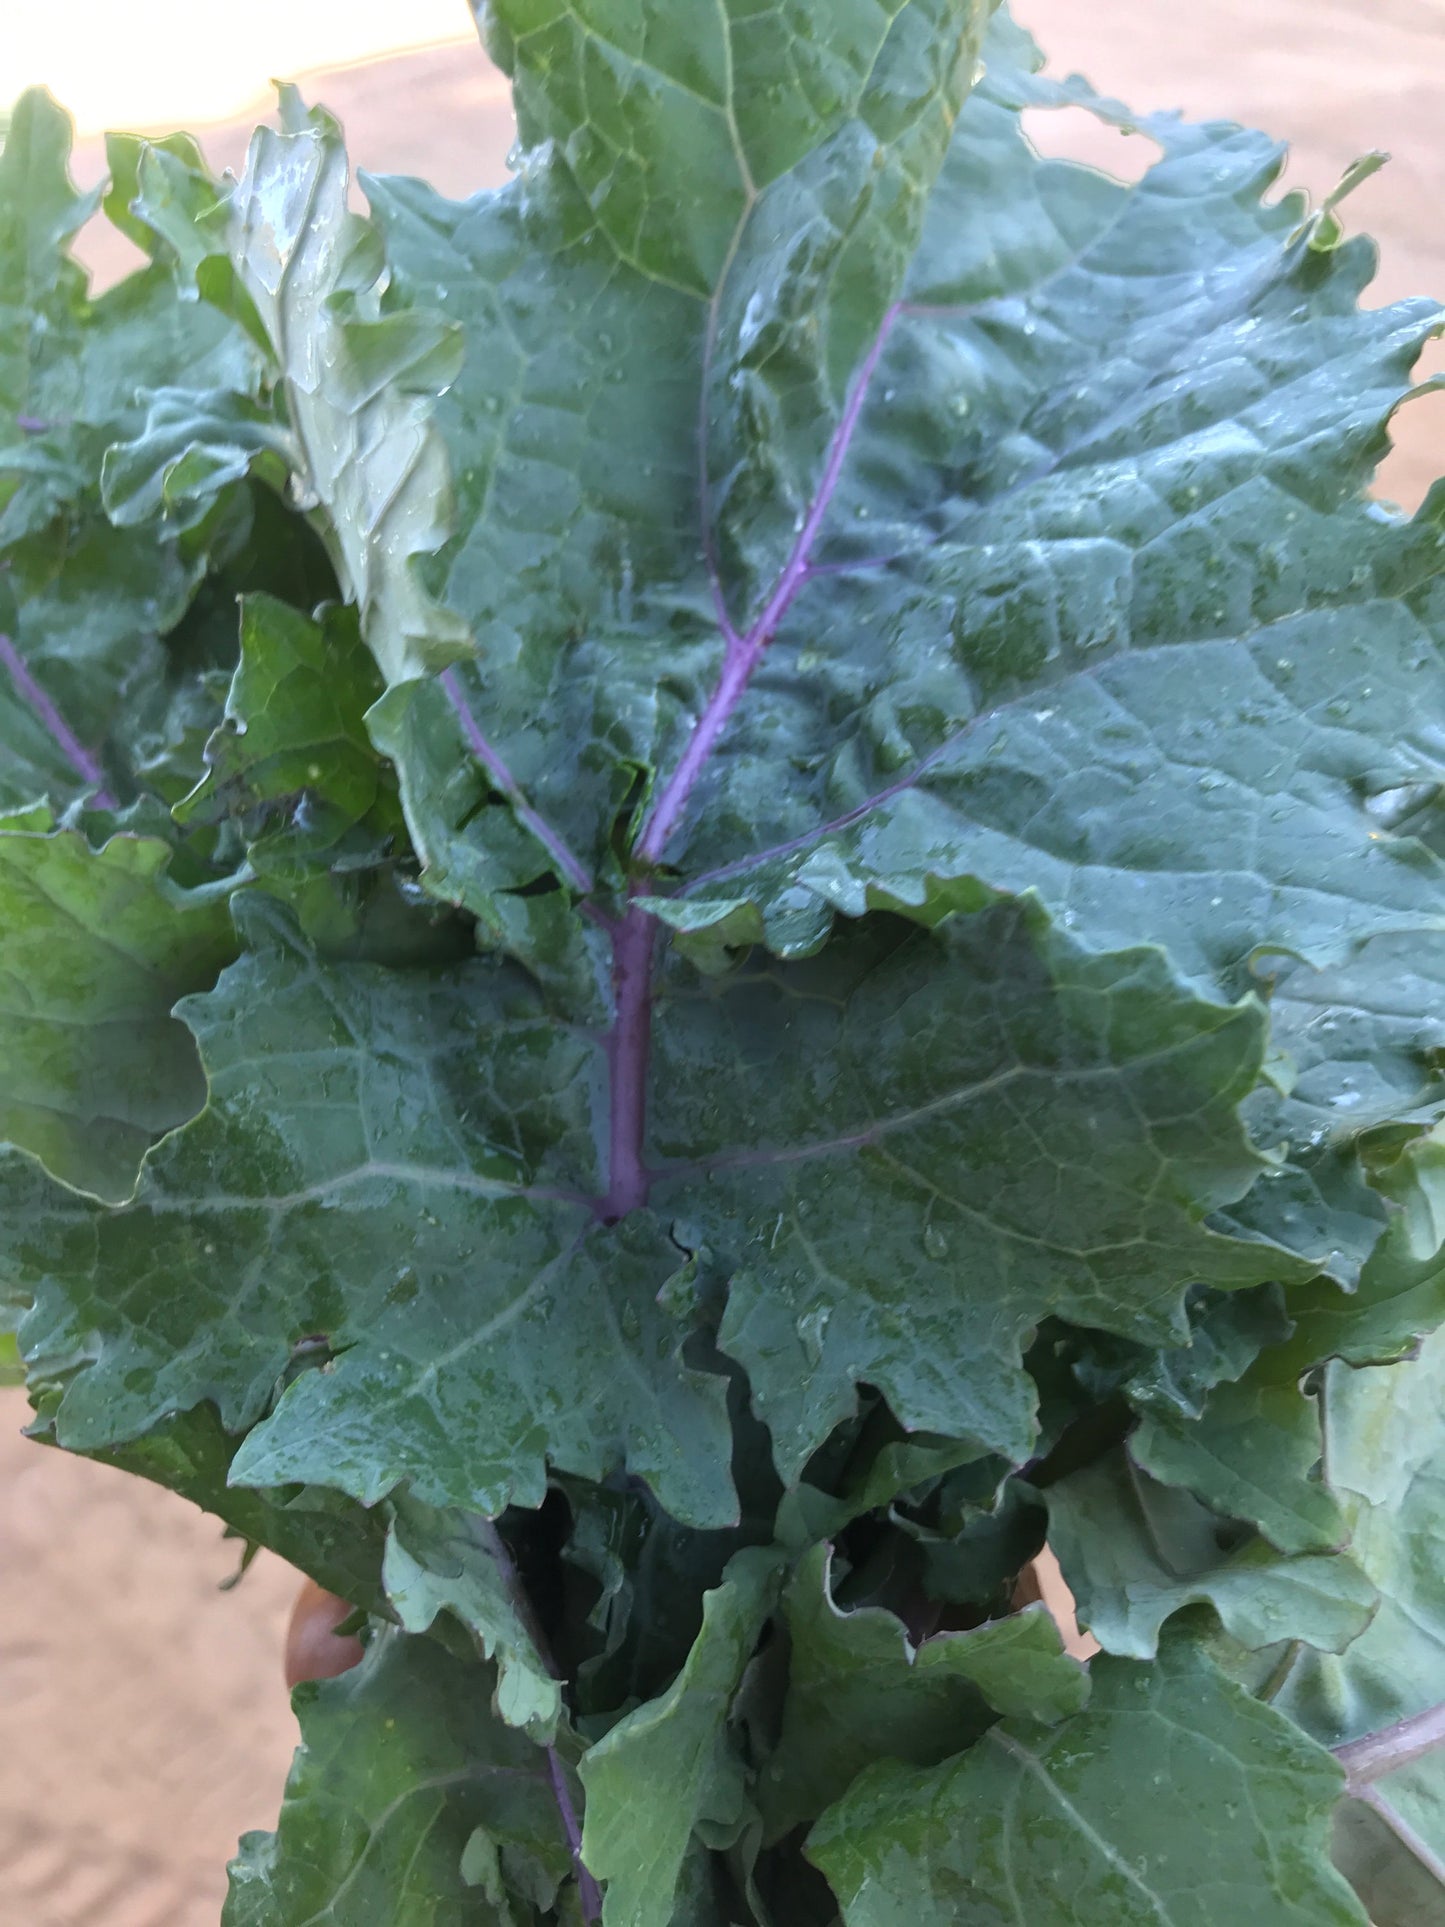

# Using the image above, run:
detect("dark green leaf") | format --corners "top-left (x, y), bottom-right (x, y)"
top-left (14, 9), bottom-right (1445, 1923)
top-left (382, 1495), bottom-right (563, 1739)
top-left (1046, 1450), bottom-right (1376, 1661)
top-left (758, 1543), bottom-right (1086, 1840)
top-left (1257, 1329), bottom-right (1445, 1916)
top-left (558, 1468), bottom-right (766, 1723)
top-left (808, 1635), bottom-right (1367, 1925)
top-left (0, 91), bottom-right (266, 818)
top-left (579, 1547), bottom-right (780, 1927)
top-left (1120, 1285), bottom-right (1293, 1426)
top-left (224, 1629), bottom-right (571, 1926)
top-left (0, 815), bottom-right (236, 1199)
top-left (6, 900), bottom-right (736, 1527)
top-left (651, 902), bottom-right (1310, 1478)
top-left (175, 593), bottom-right (400, 851)
top-left (777, 1431), bottom-right (990, 1548)
top-left (1131, 1354), bottom-right (1348, 1555)
top-left (641, 51), bottom-right (1445, 1005)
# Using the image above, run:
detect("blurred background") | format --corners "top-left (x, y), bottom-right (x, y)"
top-left (2, 2), bottom-right (1441, 1920)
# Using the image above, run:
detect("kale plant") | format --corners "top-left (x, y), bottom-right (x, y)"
top-left (5, 4), bottom-right (1445, 1921)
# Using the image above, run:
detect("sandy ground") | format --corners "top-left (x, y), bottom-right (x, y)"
top-left (4, 5), bottom-right (1443, 1921)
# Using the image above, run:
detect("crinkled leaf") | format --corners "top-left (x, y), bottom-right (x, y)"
top-left (777, 1431), bottom-right (989, 1547)
top-left (218, 100), bottom-right (470, 686)
top-left (224, 1629), bottom-right (571, 1927)
top-left (1258, 1329), bottom-right (1445, 1915)
top-left (0, 816), bottom-right (236, 1199)
top-left (1046, 1449), bottom-right (1376, 1661)
top-left (382, 1495), bottom-right (563, 1739)
top-left (0, 94), bottom-right (260, 770)
top-left (1121, 1283), bottom-right (1294, 1426)
top-left (176, 592), bottom-right (401, 852)
top-left (7, 886), bottom-right (1314, 1509)
top-left (479, 0), bottom-right (994, 604)
top-left (162, 3), bottom-right (993, 904)
top-left (5, 899), bottom-right (736, 1527)
top-left (124, 19), bottom-right (1445, 1012)
top-left (807, 1634), bottom-right (1367, 1926)
top-left (579, 1547), bottom-right (781, 1927)
top-left (102, 386), bottom-right (293, 530)
top-left (1214, 930), bottom-right (1445, 1323)
top-left (642, 46), bottom-right (1445, 1004)
top-left (188, 104), bottom-right (626, 990)
top-left (1285, 1123), bottom-right (1445, 1366)
top-left (758, 1543), bottom-right (1086, 1840)
top-left (1140, 931), bottom-right (1445, 1415)
top-left (651, 900), bottom-right (1310, 1479)
top-left (1131, 1353), bottom-right (1348, 1555)
top-left (13, 11), bottom-right (1445, 1925)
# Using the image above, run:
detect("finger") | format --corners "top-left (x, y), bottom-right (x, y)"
top-left (283, 1578), bottom-right (364, 1689)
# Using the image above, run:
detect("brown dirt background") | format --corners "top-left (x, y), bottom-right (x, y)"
top-left (4, 4), bottom-right (1442, 1920)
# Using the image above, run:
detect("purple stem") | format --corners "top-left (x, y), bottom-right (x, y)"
top-left (0, 632), bottom-right (114, 806)
top-left (1336, 1701), bottom-right (1445, 1790)
top-left (601, 302), bottom-right (905, 1210)
top-left (602, 899), bottom-right (657, 1222)
top-left (548, 1746), bottom-right (604, 1923)
top-left (474, 1518), bottom-right (604, 1921)
top-left (634, 301), bottom-right (904, 866)
top-left (440, 669), bottom-right (593, 895)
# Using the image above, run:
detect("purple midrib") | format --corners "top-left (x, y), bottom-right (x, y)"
top-left (0, 633), bottom-right (114, 807)
top-left (633, 302), bottom-right (903, 867)
top-left (593, 302), bottom-right (903, 1215)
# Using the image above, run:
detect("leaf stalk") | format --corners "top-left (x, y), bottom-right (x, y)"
top-left (440, 667), bottom-right (593, 894)
top-left (601, 898), bottom-right (657, 1221)
top-left (1335, 1700), bottom-right (1445, 1790)
top-left (473, 1518), bottom-right (603, 1923)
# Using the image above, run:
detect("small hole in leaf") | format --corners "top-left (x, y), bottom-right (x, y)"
top-left (1020, 105), bottom-right (1161, 184)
